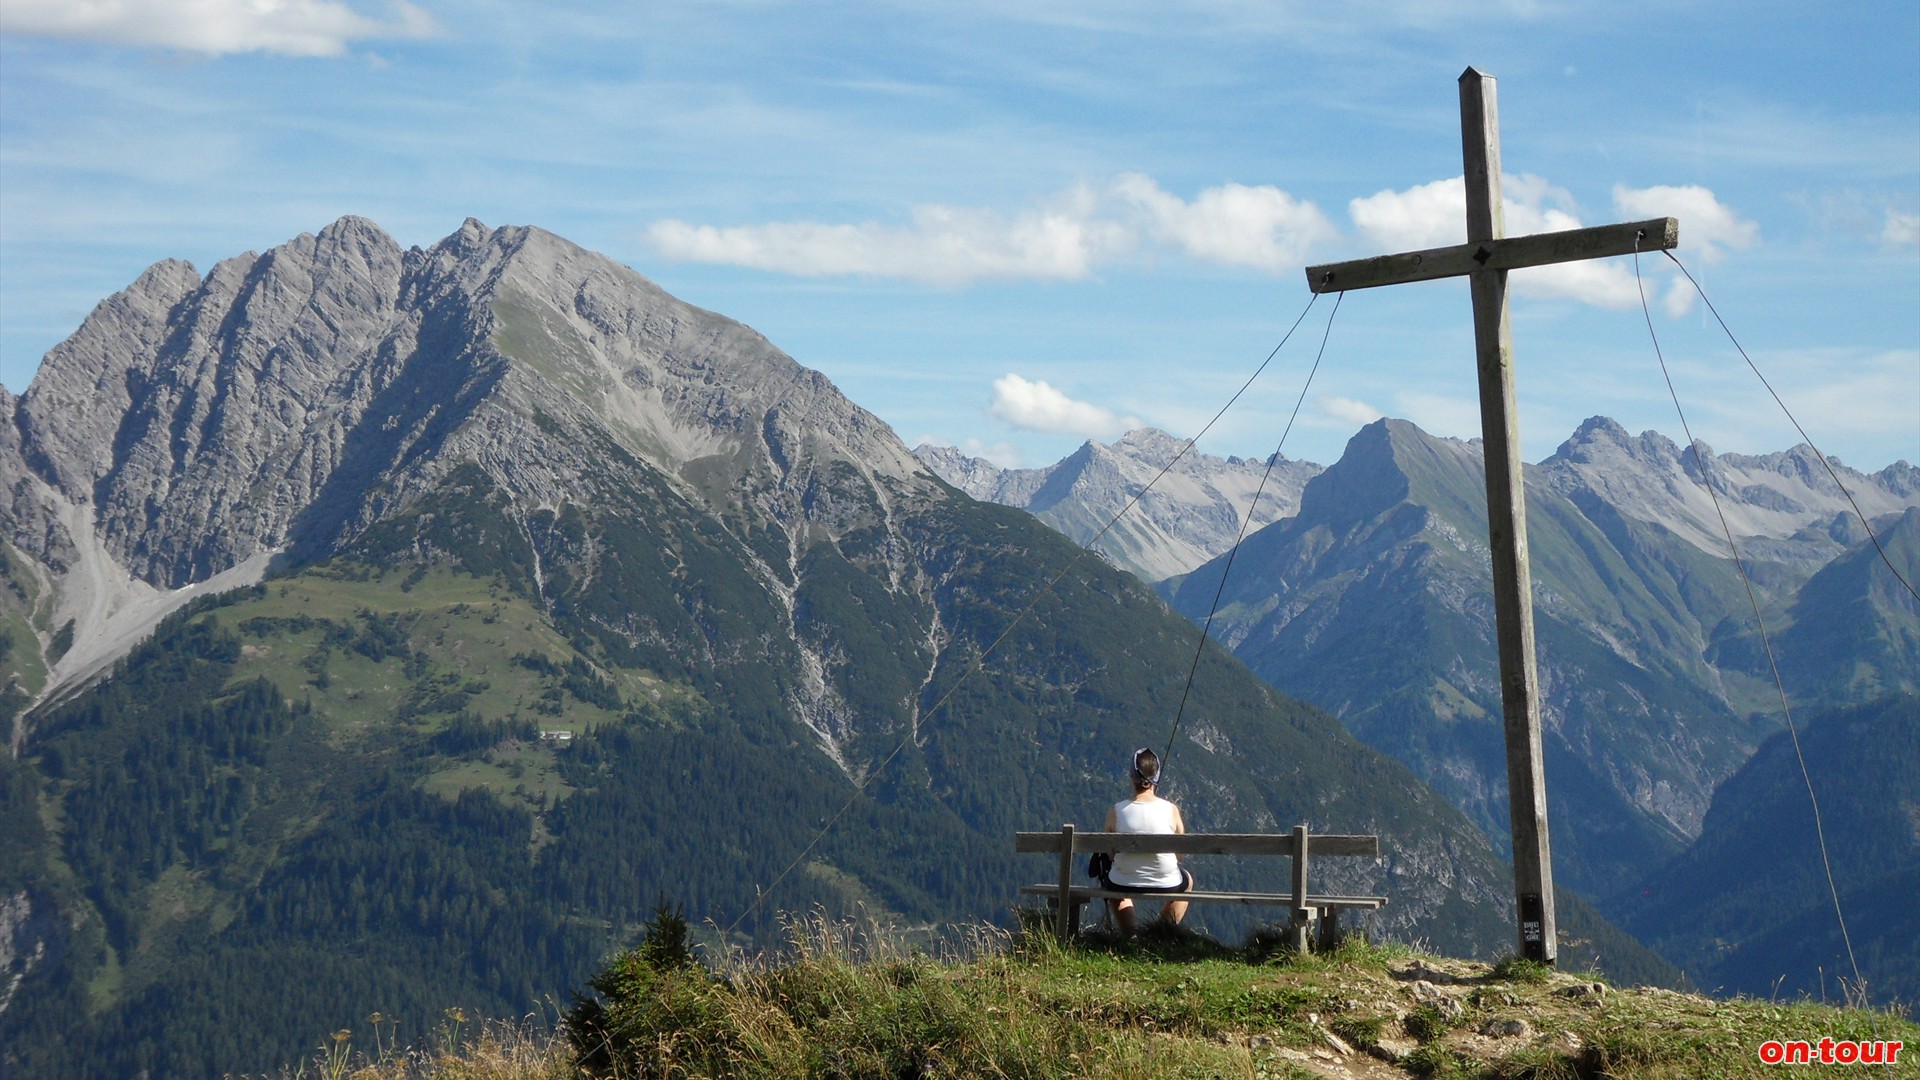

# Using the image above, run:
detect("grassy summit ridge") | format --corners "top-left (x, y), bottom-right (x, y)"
top-left (296, 916), bottom-right (1916, 1080)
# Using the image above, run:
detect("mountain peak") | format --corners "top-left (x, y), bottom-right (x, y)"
top-left (1540, 415), bottom-right (1915, 557)
top-left (128, 256), bottom-right (204, 299)
top-left (1290, 418), bottom-right (1483, 532)
top-left (1109, 428), bottom-right (1180, 455)
top-left (913, 428), bottom-right (1321, 581)
top-left (3, 216), bottom-right (938, 696)
top-left (1568, 414), bottom-right (1630, 446)
top-left (1552, 415), bottom-right (1684, 467)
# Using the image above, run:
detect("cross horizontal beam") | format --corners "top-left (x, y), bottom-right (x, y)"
top-left (1304, 216), bottom-right (1678, 294)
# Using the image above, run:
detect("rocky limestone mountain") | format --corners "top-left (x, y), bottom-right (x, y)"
top-left (1536, 416), bottom-right (1917, 572)
top-left (2, 216), bottom-right (930, 711)
top-left (0, 219), bottom-right (1686, 1076)
top-left (1162, 417), bottom-right (1920, 899)
top-left (914, 429), bottom-right (1321, 582)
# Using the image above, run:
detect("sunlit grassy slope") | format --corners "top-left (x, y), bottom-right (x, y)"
top-left (296, 921), bottom-right (1918, 1080)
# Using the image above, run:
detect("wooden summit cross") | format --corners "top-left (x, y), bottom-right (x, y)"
top-left (1302, 68), bottom-right (1680, 964)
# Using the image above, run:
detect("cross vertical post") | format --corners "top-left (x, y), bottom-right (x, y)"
top-left (1303, 67), bottom-right (1681, 965)
top-left (1460, 67), bottom-right (1555, 965)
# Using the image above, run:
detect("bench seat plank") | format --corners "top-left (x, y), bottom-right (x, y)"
top-left (1019, 884), bottom-right (1385, 909)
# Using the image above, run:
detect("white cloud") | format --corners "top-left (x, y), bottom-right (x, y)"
top-left (1612, 184), bottom-right (1758, 264)
top-left (960, 437), bottom-right (1025, 469)
top-left (1318, 395), bottom-right (1384, 426)
top-left (1661, 277), bottom-right (1697, 318)
top-left (1883, 209), bottom-right (1920, 249)
top-left (1350, 177), bottom-right (1463, 251)
top-left (646, 175), bottom-right (1333, 285)
top-left (1114, 173), bottom-right (1337, 271)
top-left (1395, 392), bottom-right (1483, 442)
top-left (0, 0), bottom-right (436, 56)
top-left (1348, 175), bottom-right (1756, 311)
top-left (647, 189), bottom-right (1127, 287)
top-left (989, 374), bottom-right (1139, 438)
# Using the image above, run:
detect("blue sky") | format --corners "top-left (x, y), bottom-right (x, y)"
top-left (2, 1), bottom-right (1915, 472)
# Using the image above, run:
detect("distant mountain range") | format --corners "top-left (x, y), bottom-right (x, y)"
top-left (914, 429), bottom-right (1320, 582)
top-left (0, 219), bottom-right (1678, 1076)
top-left (924, 416), bottom-right (1919, 975)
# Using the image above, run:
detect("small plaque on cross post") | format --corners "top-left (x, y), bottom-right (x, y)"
top-left (1301, 68), bottom-right (1680, 964)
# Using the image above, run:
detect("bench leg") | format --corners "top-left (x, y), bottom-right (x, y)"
top-left (1317, 908), bottom-right (1341, 952)
top-left (1043, 896), bottom-right (1068, 943)
top-left (1054, 824), bottom-right (1076, 943)
top-left (1288, 910), bottom-right (1310, 954)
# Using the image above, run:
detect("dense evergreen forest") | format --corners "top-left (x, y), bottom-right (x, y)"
top-left (2, 588), bottom-right (969, 1074)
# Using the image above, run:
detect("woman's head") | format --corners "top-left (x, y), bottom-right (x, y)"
top-left (1130, 747), bottom-right (1160, 792)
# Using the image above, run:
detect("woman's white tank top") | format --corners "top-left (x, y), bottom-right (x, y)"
top-left (1109, 797), bottom-right (1182, 888)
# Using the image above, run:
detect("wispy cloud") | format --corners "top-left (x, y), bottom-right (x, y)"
top-left (1883, 209), bottom-right (1920, 250)
top-left (1348, 174), bottom-right (1756, 312)
top-left (0, 0), bottom-right (436, 57)
top-left (646, 175), bottom-right (1334, 285)
top-left (647, 188), bottom-right (1128, 287)
top-left (1637, 347), bottom-right (1920, 467)
top-left (1394, 391), bottom-right (1484, 443)
top-left (989, 374), bottom-right (1140, 438)
top-left (1317, 395), bottom-right (1385, 427)
top-left (959, 437), bottom-right (1026, 469)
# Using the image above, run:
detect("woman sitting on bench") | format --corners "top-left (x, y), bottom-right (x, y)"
top-left (1102, 747), bottom-right (1195, 935)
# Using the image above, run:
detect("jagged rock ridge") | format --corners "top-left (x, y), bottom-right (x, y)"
top-left (915, 429), bottom-right (1321, 582)
top-left (2, 216), bottom-right (932, 702)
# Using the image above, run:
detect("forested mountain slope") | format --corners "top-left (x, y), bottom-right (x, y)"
top-left (1612, 692), bottom-right (1919, 1008)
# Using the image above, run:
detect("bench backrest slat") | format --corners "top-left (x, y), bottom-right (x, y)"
top-left (1012, 831), bottom-right (1378, 857)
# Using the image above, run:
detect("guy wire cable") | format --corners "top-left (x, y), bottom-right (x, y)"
top-left (1161, 289), bottom-right (1344, 773)
top-left (722, 290), bottom-right (1326, 939)
top-left (1634, 243), bottom-right (1876, 1030)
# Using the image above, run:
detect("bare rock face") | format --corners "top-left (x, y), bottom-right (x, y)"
top-left (12, 218), bottom-right (411, 587)
top-left (0, 216), bottom-right (938, 695)
top-left (915, 428), bottom-right (1321, 582)
top-left (1538, 415), bottom-right (1918, 563)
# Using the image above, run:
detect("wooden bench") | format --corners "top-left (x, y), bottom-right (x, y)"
top-left (1016, 823), bottom-right (1386, 951)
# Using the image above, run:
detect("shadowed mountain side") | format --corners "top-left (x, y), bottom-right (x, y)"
top-left (1766, 507), bottom-right (1920, 704)
top-left (1610, 693), bottom-right (1919, 1008)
